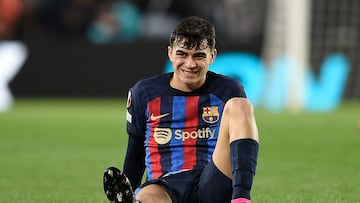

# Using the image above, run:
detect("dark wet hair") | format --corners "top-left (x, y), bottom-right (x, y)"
top-left (169, 16), bottom-right (216, 50)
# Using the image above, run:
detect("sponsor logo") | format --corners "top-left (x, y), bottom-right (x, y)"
top-left (150, 113), bottom-right (170, 121)
top-left (154, 128), bottom-right (172, 145)
top-left (175, 128), bottom-right (215, 141)
top-left (202, 106), bottom-right (219, 124)
top-left (153, 127), bottom-right (215, 144)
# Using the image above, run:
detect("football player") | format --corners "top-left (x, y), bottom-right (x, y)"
top-left (103, 16), bottom-right (260, 203)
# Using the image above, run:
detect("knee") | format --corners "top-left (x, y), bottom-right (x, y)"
top-left (224, 98), bottom-right (259, 142)
top-left (224, 98), bottom-right (254, 118)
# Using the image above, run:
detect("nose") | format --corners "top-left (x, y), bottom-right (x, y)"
top-left (185, 57), bottom-right (196, 68)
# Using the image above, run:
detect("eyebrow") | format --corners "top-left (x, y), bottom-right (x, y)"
top-left (175, 49), bottom-right (207, 56)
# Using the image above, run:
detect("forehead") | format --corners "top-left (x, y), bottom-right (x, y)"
top-left (174, 37), bottom-right (209, 50)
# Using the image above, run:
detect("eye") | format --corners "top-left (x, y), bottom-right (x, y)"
top-left (176, 52), bottom-right (186, 56)
top-left (194, 54), bottom-right (207, 59)
top-left (175, 51), bottom-right (187, 57)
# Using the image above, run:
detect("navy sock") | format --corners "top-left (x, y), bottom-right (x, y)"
top-left (230, 138), bottom-right (259, 200)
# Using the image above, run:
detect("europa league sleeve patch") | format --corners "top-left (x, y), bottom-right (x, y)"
top-left (126, 90), bottom-right (132, 108)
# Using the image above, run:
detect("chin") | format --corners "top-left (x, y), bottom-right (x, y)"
top-left (183, 78), bottom-right (202, 88)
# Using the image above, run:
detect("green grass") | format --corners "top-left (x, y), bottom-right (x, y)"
top-left (254, 101), bottom-right (360, 202)
top-left (0, 98), bottom-right (359, 202)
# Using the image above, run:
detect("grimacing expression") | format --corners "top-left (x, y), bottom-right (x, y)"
top-left (168, 39), bottom-right (217, 92)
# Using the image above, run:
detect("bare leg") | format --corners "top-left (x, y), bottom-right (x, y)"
top-left (212, 98), bottom-right (259, 200)
top-left (136, 184), bottom-right (172, 203)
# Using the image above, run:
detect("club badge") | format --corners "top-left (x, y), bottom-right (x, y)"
top-left (202, 106), bottom-right (219, 124)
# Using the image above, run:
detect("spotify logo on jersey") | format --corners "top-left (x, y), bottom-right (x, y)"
top-left (153, 128), bottom-right (172, 145)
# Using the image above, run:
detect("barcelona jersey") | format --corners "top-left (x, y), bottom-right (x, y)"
top-left (125, 71), bottom-right (246, 181)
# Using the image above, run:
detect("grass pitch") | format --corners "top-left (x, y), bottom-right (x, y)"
top-left (0, 98), bottom-right (359, 203)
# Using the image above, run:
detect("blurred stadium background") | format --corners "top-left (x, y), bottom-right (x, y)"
top-left (0, 0), bottom-right (359, 107)
top-left (1, 0), bottom-right (360, 202)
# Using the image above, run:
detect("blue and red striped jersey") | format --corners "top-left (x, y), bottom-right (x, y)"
top-left (125, 71), bottom-right (246, 181)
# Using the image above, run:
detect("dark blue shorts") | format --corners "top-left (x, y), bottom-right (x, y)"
top-left (139, 160), bottom-right (232, 203)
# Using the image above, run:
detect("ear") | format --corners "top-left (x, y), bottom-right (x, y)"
top-left (167, 46), bottom-right (173, 62)
top-left (209, 48), bottom-right (217, 64)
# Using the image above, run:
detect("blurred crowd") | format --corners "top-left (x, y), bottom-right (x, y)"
top-left (0, 0), bottom-right (266, 44)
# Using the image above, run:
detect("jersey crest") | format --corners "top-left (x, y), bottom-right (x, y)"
top-left (202, 106), bottom-right (219, 124)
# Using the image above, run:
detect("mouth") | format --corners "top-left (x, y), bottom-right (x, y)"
top-left (181, 68), bottom-right (199, 77)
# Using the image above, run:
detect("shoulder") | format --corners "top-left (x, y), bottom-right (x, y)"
top-left (129, 72), bottom-right (172, 103)
top-left (205, 71), bottom-right (246, 98)
top-left (207, 71), bottom-right (243, 88)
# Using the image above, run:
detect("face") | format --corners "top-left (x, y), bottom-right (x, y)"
top-left (168, 40), bottom-right (217, 92)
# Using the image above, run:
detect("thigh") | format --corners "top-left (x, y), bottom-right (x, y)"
top-left (139, 170), bottom-right (202, 203)
top-left (136, 184), bottom-right (172, 203)
top-left (199, 160), bottom-right (232, 203)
